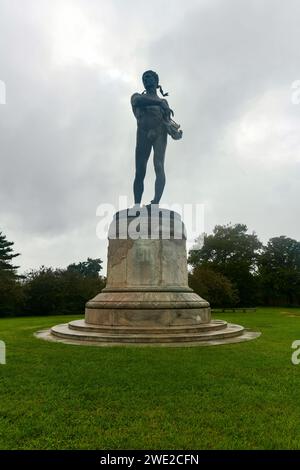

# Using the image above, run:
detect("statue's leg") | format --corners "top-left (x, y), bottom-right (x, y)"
top-left (152, 129), bottom-right (167, 204)
top-left (133, 129), bottom-right (152, 204)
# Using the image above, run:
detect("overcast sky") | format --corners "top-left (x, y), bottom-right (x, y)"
top-left (0, 0), bottom-right (300, 274)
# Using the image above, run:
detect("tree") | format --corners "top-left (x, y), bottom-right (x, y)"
top-left (0, 231), bottom-right (20, 274)
top-left (22, 259), bottom-right (105, 316)
top-left (0, 231), bottom-right (24, 316)
top-left (189, 224), bottom-right (262, 306)
top-left (258, 236), bottom-right (300, 306)
top-left (67, 258), bottom-right (102, 278)
top-left (22, 266), bottom-right (63, 316)
top-left (57, 268), bottom-right (105, 314)
top-left (189, 266), bottom-right (239, 308)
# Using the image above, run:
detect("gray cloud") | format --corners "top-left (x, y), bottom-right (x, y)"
top-left (0, 0), bottom-right (299, 273)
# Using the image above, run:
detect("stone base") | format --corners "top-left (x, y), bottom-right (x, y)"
top-left (36, 320), bottom-right (261, 347)
top-left (39, 208), bottom-right (260, 348)
top-left (85, 289), bottom-right (211, 326)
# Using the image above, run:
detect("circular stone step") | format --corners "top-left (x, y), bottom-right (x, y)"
top-left (68, 319), bottom-right (228, 335)
top-left (50, 322), bottom-right (245, 344)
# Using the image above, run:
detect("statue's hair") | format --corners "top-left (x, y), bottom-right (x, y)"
top-left (142, 70), bottom-right (169, 96)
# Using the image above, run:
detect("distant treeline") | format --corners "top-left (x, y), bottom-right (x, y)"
top-left (1, 223), bottom-right (300, 317)
top-left (188, 224), bottom-right (300, 308)
top-left (0, 232), bottom-right (105, 317)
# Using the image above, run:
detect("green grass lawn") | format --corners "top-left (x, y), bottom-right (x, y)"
top-left (0, 307), bottom-right (300, 450)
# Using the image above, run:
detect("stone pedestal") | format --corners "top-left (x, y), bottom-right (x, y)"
top-left (85, 208), bottom-right (211, 327)
top-left (44, 207), bottom-right (260, 346)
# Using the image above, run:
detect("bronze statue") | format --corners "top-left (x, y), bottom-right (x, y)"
top-left (131, 70), bottom-right (182, 206)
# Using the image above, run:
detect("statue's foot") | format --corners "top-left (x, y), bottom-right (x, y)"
top-left (127, 203), bottom-right (142, 215)
top-left (142, 202), bottom-right (160, 213)
top-left (143, 201), bottom-right (158, 208)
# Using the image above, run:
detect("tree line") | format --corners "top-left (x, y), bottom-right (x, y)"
top-left (0, 231), bottom-right (105, 317)
top-left (1, 223), bottom-right (300, 317)
top-left (188, 224), bottom-right (300, 307)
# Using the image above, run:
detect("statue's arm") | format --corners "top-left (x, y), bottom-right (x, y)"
top-left (131, 93), bottom-right (162, 108)
top-left (160, 98), bottom-right (174, 118)
top-left (131, 93), bottom-right (174, 119)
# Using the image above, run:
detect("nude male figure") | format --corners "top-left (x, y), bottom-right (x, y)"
top-left (131, 70), bottom-right (182, 206)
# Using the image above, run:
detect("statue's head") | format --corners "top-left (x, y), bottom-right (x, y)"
top-left (142, 70), bottom-right (168, 96)
top-left (142, 70), bottom-right (159, 90)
